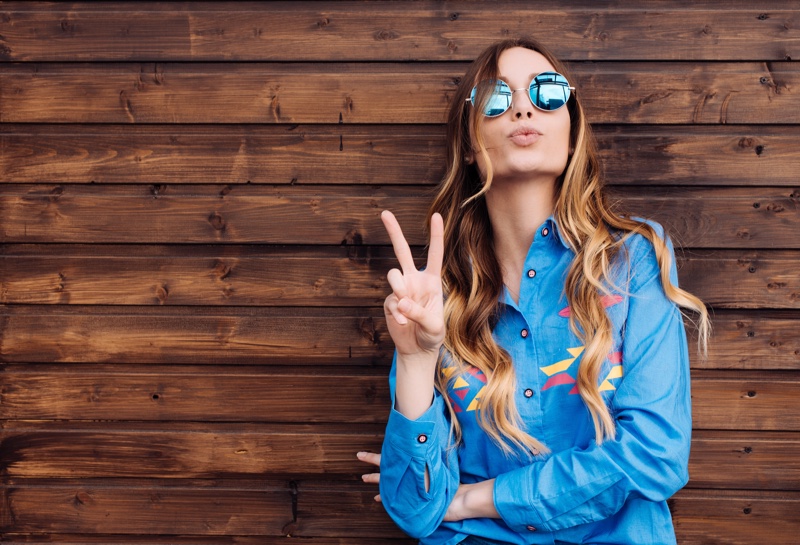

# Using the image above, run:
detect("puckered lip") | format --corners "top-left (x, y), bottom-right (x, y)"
top-left (509, 125), bottom-right (542, 137)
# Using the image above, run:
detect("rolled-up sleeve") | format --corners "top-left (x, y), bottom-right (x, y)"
top-left (379, 356), bottom-right (460, 538)
top-left (494, 232), bottom-right (693, 532)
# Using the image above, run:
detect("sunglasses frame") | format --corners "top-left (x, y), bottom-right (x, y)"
top-left (466, 71), bottom-right (575, 117)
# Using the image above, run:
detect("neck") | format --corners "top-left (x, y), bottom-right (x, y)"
top-left (485, 177), bottom-right (557, 298)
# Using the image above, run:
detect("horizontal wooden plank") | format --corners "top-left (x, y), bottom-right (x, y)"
top-left (0, 423), bottom-right (385, 478)
top-left (0, 535), bottom-right (411, 545)
top-left (1, 245), bottom-right (797, 308)
top-left (2, 421), bottom-right (799, 488)
top-left (0, 366), bottom-right (392, 423)
top-left (1, 307), bottom-right (798, 369)
top-left (0, 245), bottom-right (398, 307)
top-left (1, 2), bottom-right (798, 61)
top-left (3, 124), bottom-right (799, 187)
top-left (0, 307), bottom-right (393, 365)
top-left (1, 185), bottom-right (798, 248)
top-left (694, 311), bottom-right (800, 371)
top-left (691, 370), bottom-right (800, 431)
top-left (677, 250), bottom-right (800, 309)
top-left (0, 125), bottom-right (445, 186)
top-left (0, 479), bottom-right (303, 536)
top-left (688, 431), bottom-right (800, 490)
top-left (2, 479), bottom-right (797, 541)
top-left (4, 366), bottom-right (799, 428)
top-left (2, 62), bottom-right (798, 124)
top-left (670, 489), bottom-right (800, 545)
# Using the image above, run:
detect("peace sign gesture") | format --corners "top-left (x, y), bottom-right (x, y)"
top-left (381, 210), bottom-right (446, 359)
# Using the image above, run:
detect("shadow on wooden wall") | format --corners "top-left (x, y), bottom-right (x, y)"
top-left (1, 2), bottom-right (798, 543)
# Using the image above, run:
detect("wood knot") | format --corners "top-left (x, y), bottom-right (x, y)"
top-left (765, 202), bottom-right (785, 212)
top-left (151, 184), bottom-right (166, 198)
top-left (60, 20), bottom-right (76, 32)
top-left (757, 13), bottom-right (769, 20)
top-left (208, 212), bottom-right (226, 231)
top-left (359, 317), bottom-right (377, 344)
top-left (317, 17), bottom-right (331, 28)
top-left (219, 185), bottom-right (232, 198)
top-left (213, 260), bottom-right (232, 280)
top-left (449, 12), bottom-right (459, 21)
top-left (73, 491), bottom-right (94, 507)
top-left (738, 137), bottom-right (754, 148)
top-left (447, 40), bottom-right (458, 53)
top-left (755, 145), bottom-right (764, 155)
top-left (156, 284), bottom-right (169, 303)
top-left (374, 29), bottom-right (399, 41)
top-left (341, 229), bottom-right (363, 246)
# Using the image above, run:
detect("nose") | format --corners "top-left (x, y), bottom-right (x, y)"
top-left (510, 88), bottom-right (534, 119)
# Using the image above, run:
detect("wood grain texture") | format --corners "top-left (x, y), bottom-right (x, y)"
top-left (1, 2), bottom-right (798, 62)
top-left (2, 62), bottom-right (799, 124)
top-left (0, 307), bottom-right (393, 365)
top-left (2, 424), bottom-right (799, 489)
top-left (2, 246), bottom-right (798, 308)
top-left (2, 307), bottom-right (798, 369)
top-left (691, 370), bottom-right (800, 431)
top-left (7, 480), bottom-right (794, 541)
top-left (1, 185), bottom-right (798, 248)
top-left (3, 124), bottom-right (799, 187)
top-left (1, 368), bottom-right (797, 429)
top-left (0, 422), bottom-right (386, 478)
top-left (0, 365), bottom-right (392, 423)
top-left (694, 310), bottom-right (800, 371)
top-left (0, 536), bottom-right (412, 545)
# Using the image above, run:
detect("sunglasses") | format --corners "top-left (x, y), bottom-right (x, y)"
top-left (466, 72), bottom-right (575, 117)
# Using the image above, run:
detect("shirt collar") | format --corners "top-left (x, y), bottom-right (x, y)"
top-left (544, 215), bottom-right (573, 251)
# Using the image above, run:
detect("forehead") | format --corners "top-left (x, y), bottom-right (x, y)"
top-left (496, 47), bottom-right (556, 80)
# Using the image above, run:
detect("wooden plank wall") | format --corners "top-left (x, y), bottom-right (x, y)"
top-left (1, 1), bottom-right (798, 543)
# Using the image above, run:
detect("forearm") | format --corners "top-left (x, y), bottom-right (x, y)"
top-left (445, 479), bottom-right (500, 521)
top-left (394, 351), bottom-right (438, 420)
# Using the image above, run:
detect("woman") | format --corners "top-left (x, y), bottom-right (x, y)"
top-left (357, 37), bottom-right (709, 545)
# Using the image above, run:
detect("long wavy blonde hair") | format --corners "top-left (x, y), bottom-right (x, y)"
top-left (430, 37), bottom-right (710, 456)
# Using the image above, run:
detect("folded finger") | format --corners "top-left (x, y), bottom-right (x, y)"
top-left (356, 451), bottom-right (382, 467)
top-left (386, 268), bottom-right (408, 300)
top-left (384, 294), bottom-right (408, 326)
top-left (361, 472), bottom-right (381, 484)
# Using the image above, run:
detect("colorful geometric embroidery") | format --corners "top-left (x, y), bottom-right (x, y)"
top-left (442, 364), bottom-right (487, 413)
top-left (540, 347), bottom-right (623, 395)
top-left (540, 346), bottom-right (584, 394)
top-left (558, 294), bottom-right (623, 318)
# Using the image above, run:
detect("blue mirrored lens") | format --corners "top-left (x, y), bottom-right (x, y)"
top-left (529, 72), bottom-right (571, 111)
top-left (471, 80), bottom-right (512, 117)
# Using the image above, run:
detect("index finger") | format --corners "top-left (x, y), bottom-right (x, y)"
top-left (425, 212), bottom-right (444, 277)
top-left (381, 210), bottom-right (416, 275)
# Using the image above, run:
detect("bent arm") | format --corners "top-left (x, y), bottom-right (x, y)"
top-left (494, 235), bottom-right (693, 532)
top-left (380, 355), bottom-right (460, 538)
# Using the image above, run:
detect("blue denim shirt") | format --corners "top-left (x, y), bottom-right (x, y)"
top-left (379, 218), bottom-right (691, 545)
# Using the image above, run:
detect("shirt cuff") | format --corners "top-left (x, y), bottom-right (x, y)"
top-left (384, 391), bottom-right (447, 457)
top-left (493, 468), bottom-right (545, 532)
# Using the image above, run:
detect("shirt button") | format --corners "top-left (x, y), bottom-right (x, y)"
top-left (520, 329), bottom-right (529, 338)
top-left (542, 227), bottom-right (549, 237)
top-left (527, 269), bottom-right (536, 278)
top-left (526, 525), bottom-right (537, 532)
top-left (524, 388), bottom-right (534, 398)
top-left (417, 434), bottom-right (428, 444)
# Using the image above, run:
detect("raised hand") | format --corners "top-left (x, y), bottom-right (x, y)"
top-left (381, 210), bottom-right (446, 359)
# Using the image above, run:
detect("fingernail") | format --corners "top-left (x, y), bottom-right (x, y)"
top-left (398, 299), bottom-right (411, 312)
top-left (362, 474), bottom-right (369, 480)
top-left (356, 451), bottom-right (365, 458)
